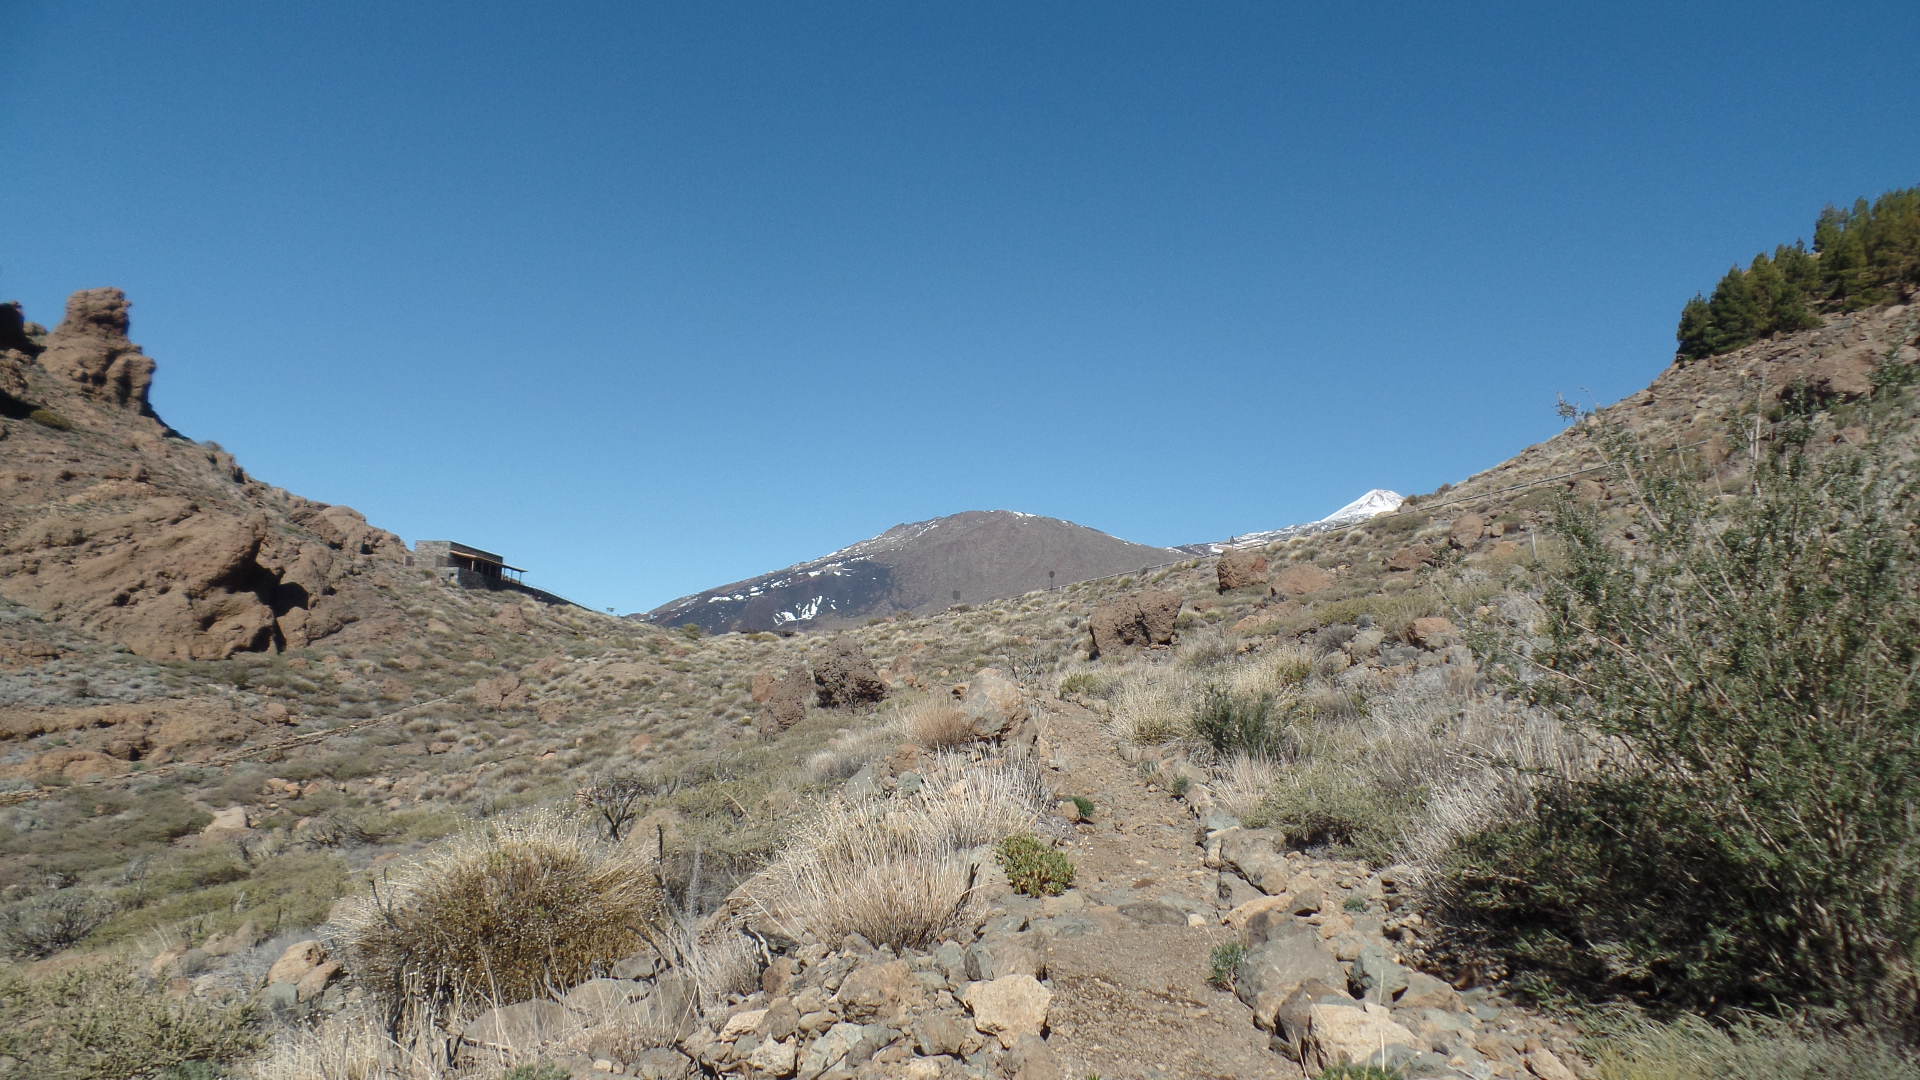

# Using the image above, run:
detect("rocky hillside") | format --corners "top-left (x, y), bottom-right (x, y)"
top-left (0, 290), bottom-right (417, 663)
top-left (638, 510), bottom-right (1183, 635)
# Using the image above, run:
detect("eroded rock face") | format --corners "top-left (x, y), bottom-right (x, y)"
top-left (38, 288), bottom-right (156, 411)
top-left (1216, 548), bottom-right (1269, 592)
top-left (0, 289), bottom-right (404, 661)
top-left (1087, 589), bottom-right (1181, 659)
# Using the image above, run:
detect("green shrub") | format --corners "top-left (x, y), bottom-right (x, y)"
top-left (995, 833), bottom-right (1074, 897)
top-left (1191, 686), bottom-right (1294, 758)
top-left (1207, 942), bottom-right (1245, 989)
top-left (1252, 764), bottom-right (1410, 864)
top-left (501, 1065), bottom-right (572, 1080)
top-left (333, 811), bottom-right (669, 1028)
top-left (1068, 795), bottom-right (1096, 821)
top-left (0, 962), bottom-right (259, 1080)
top-left (1450, 428), bottom-right (1920, 1030)
top-left (28, 407), bottom-right (74, 431)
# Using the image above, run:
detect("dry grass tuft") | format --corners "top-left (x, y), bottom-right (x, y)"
top-left (330, 809), bottom-right (669, 1027)
top-left (742, 755), bottom-right (1047, 950)
top-left (1585, 1010), bottom-right (1920, 1080)
top-left (897, 698), bottom-right (977, 749)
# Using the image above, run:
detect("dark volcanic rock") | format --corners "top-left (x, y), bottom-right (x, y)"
top-left (1088, 590), bottom-right (1182, 659)
top-left (752, 665), bottom-right (811, 731)
top-left (813, 636), bottom-right (887, 707)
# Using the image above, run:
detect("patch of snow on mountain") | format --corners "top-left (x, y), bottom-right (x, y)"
top-left (774, 595), bottom-right (832, 625)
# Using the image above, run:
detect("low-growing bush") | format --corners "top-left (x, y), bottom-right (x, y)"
top-left (1250, 763), bottom-right (1410, 863)
top-left (996, 833), bottom-right (1074, 897)
top-left (0, 887), bottom-right (110, 959)
top-left (898, 698), bottom-right (975, 749)
top-left (1192, 685), bottom-right (1296, 758)
top-left (1448, 430), bottom-right (1920, 1031)
top-left (28, 407), bottom-right (74, 431)
top-left (332, 810), bottom-right (670, 1028)
top-left (0, 962), bottom-right (259, 1080)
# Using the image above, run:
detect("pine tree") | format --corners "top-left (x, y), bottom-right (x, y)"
top-left (1675, 295), bottom-right (1715, 362)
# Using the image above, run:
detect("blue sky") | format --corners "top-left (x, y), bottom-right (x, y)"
top-left (6, 2), bottom-right (1916, 613)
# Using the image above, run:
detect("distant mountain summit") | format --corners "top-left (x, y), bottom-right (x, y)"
top-left (638, 510), bottom-right (1183, 635)
top-left (1316, 489), bottom-right (1406, 525)
top-left (1176, 489), bottom-right (1405, 555)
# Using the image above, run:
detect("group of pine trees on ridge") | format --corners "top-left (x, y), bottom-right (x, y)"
top-left (1676, 185), bottom-right (1920, 363)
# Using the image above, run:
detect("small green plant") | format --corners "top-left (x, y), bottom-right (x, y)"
top-left (1069, 795), bottom-right (1095, 820)
top-left (28, 407), bottom-right (74, 431)
top-left (1192, 685), bottom-right (1292, 757)
top-left (1207, 941), bottom-right (1246, 989)
top-left (1343, 895), bottom-right (1368, 913)
top-left (1315, 1066), bottom-right (1403, 1080)
top-left (996, 833), bottom-right (1075, 897)
top-left (1058, 671), bottom-right (1103, 699)
top-left (501, 1065), bottom-right (571, 1080)
top-left (1168, 774), bottom-right (1191, 798)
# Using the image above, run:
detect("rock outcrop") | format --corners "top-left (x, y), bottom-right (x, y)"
top-left (1087, 590), bottom-right (1181, 659)
top-left (37, 288), bottom-right (157, 411)
top-left (752, 665), bottom-right (812, 731)
top-left (1216, 548), bottom-right (1268, 592)
top-left (0, 289), bottom-right (406, 661)
top-left (813, 636), bottom-right (888, 707)
top-left (1271, 563), bottom-right (1333, 597)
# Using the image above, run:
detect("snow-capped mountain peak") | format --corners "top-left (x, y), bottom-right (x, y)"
top-left (1175, 489), bottom-right (1407, 555)
top-left (1316, 489), bottom-right (1405, 525)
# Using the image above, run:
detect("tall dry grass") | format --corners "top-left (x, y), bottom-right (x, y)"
top-left (741, 754), bottom-right (1048, 950)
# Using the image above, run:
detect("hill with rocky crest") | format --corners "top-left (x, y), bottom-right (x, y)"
top-left (0, 289), bottom-right (416, 663)
top-left (639, 509), bottom-right (1184, 635)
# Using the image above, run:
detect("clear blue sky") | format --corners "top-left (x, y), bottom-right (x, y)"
top-left (7, 2), bottom-right (1916, 613)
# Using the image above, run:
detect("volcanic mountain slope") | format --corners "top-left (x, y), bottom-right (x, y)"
top-left (639, 509), bottom-right (1185, 634)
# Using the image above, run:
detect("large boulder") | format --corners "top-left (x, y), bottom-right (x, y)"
top-left (960, 974), bottom-right (1051, 1049)
top-left (1087, 589), bottom-right (1182, 659)
top-left (1447, 513), bottom-right (1486, 550)
top-left (813, 636), bottom-right (888, 707)
top-left (1385, 544), bottom-right (1436, 572)
top-left (752, 665), bottom-right (811, 731)
top-left (1271, 563), bottom-right (1333, 597)
top-left (1216, 548), bottom-right (1269, 592)
top-left (1302, 1002), bottom-right (1418, 1072)
top-left (1234, 925), bottom-right (1349, 1030)
top-left (1803, 345), bottom-right (1878, 402)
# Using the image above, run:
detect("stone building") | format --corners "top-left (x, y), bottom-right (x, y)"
top-left (411, 540), bottom-right (525, 589)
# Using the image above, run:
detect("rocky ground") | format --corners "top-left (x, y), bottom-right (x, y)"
top-left (246, 670), bottom-right (1583, 1080)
